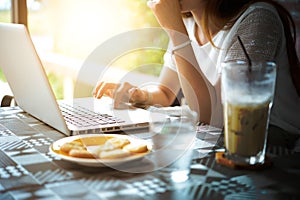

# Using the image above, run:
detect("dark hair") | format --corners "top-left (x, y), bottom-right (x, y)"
top-left (200, 0), bottom-right (300, 96)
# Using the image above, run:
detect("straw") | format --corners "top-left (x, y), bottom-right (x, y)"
top-left (237, 36), bottom-right (252, 71)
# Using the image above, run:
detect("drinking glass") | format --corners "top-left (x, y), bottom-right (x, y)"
top-left (221, 60), bottom-right (276, 165)
top-left (149, 106), bottom-right (197, 182)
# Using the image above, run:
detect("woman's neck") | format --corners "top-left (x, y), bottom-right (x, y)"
top-left (191, 9), bottom-right (220, 45)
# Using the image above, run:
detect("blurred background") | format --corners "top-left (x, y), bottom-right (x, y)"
top-left (0, 0), bottom-right (299, 101)
top-left (0, 0), bottom-right (168, 100)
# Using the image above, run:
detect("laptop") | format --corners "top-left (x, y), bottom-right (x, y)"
top-left (0, 22), bottom-right (165, 136)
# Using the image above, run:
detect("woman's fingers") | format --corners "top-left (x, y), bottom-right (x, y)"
top-left (113, 82), bottom-right (135, 108)
top-left (93, 82), bottom-right (104, 97)
top-left (93, 82), bottom-right (120, 99)
top-left (128, 88), bottom-right (148, 103)
top-left (147, 0), bottom-right (184, 33)
top-left (93, 82), bottom-right (149, 108)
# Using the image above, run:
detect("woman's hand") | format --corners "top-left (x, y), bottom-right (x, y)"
top-left (93, 82), bottom-right (150, 108)
top-left (147, 0), bottom-right (186, 34)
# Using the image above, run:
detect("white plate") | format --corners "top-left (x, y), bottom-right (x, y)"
top-left (49, 134), bottom-right (152, 167)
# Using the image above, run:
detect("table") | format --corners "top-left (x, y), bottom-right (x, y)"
top-left (0, 106), bottom-right (300, 199)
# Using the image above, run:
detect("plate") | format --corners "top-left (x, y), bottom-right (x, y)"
top-left (49, 134), bottom-right (152, 167)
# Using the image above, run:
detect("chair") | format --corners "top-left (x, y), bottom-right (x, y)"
top-left (1, 95), bottom-right (15, 107)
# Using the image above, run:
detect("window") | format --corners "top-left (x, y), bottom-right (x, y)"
top-left (0, 0), bottom-right (11, 23)
top-left (1, 0), bottom-right (168, 100)
top-left (0, 0), bottom-right (12, 99)
top-left (27, 0), bottom-right (167, 99)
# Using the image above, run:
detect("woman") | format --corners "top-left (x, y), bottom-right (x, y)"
top-left (93, 0), bottom-right (300, 139)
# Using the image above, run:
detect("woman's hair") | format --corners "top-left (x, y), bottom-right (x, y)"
top-left (200, 0), bottom-right (300, 96)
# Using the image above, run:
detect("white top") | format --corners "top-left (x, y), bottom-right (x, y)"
top-left (163, 2), bottom-right (300, 135)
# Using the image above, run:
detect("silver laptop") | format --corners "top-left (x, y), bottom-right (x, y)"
top-left (0, 22), bottom-right (165, 136)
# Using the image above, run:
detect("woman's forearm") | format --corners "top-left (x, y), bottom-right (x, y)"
top-left (147, 0), bottom-right (212, 123)
top-left (170, 35), bottom-right (212, 124)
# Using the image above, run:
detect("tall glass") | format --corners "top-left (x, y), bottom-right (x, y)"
top-left (221, 61), bottom-right (276, 165)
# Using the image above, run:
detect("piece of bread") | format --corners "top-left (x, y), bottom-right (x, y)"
top-left (91, 142), bottom-right (116, 156)
top-left (100, 149), bottom-right (131, 159)
top-left (105, 137), bottom-right (130, 148)
top-left (123, 143), bottom-right (148, 153)
top-left (60, 141), bottom-right (84, 153)
top-left (69, 149), bottom-right (95, 158)
top-left (61, 137), bottom-right (147, 159)
top-left (92, 137), bottom-right (130, 155)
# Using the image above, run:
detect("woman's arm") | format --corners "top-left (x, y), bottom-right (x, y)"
top-left (93, 67), bottom-right (180, 108)
top-left (148, 0), bottom-right (212, 123)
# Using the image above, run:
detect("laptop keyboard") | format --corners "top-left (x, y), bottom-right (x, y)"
top-left (59, 103), bottom-right (125, 128)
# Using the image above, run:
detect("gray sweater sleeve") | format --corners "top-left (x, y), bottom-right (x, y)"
top-left (224, 7), bottom-right (283, 62)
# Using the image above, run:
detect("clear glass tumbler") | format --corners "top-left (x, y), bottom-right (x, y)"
top-left (150, 106), bottom-right (197, 182)
top-left (221, 60), bottom-right (276, 165)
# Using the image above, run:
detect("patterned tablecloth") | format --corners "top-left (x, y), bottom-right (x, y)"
top-left (0, 106), bottom-right (299, 200)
